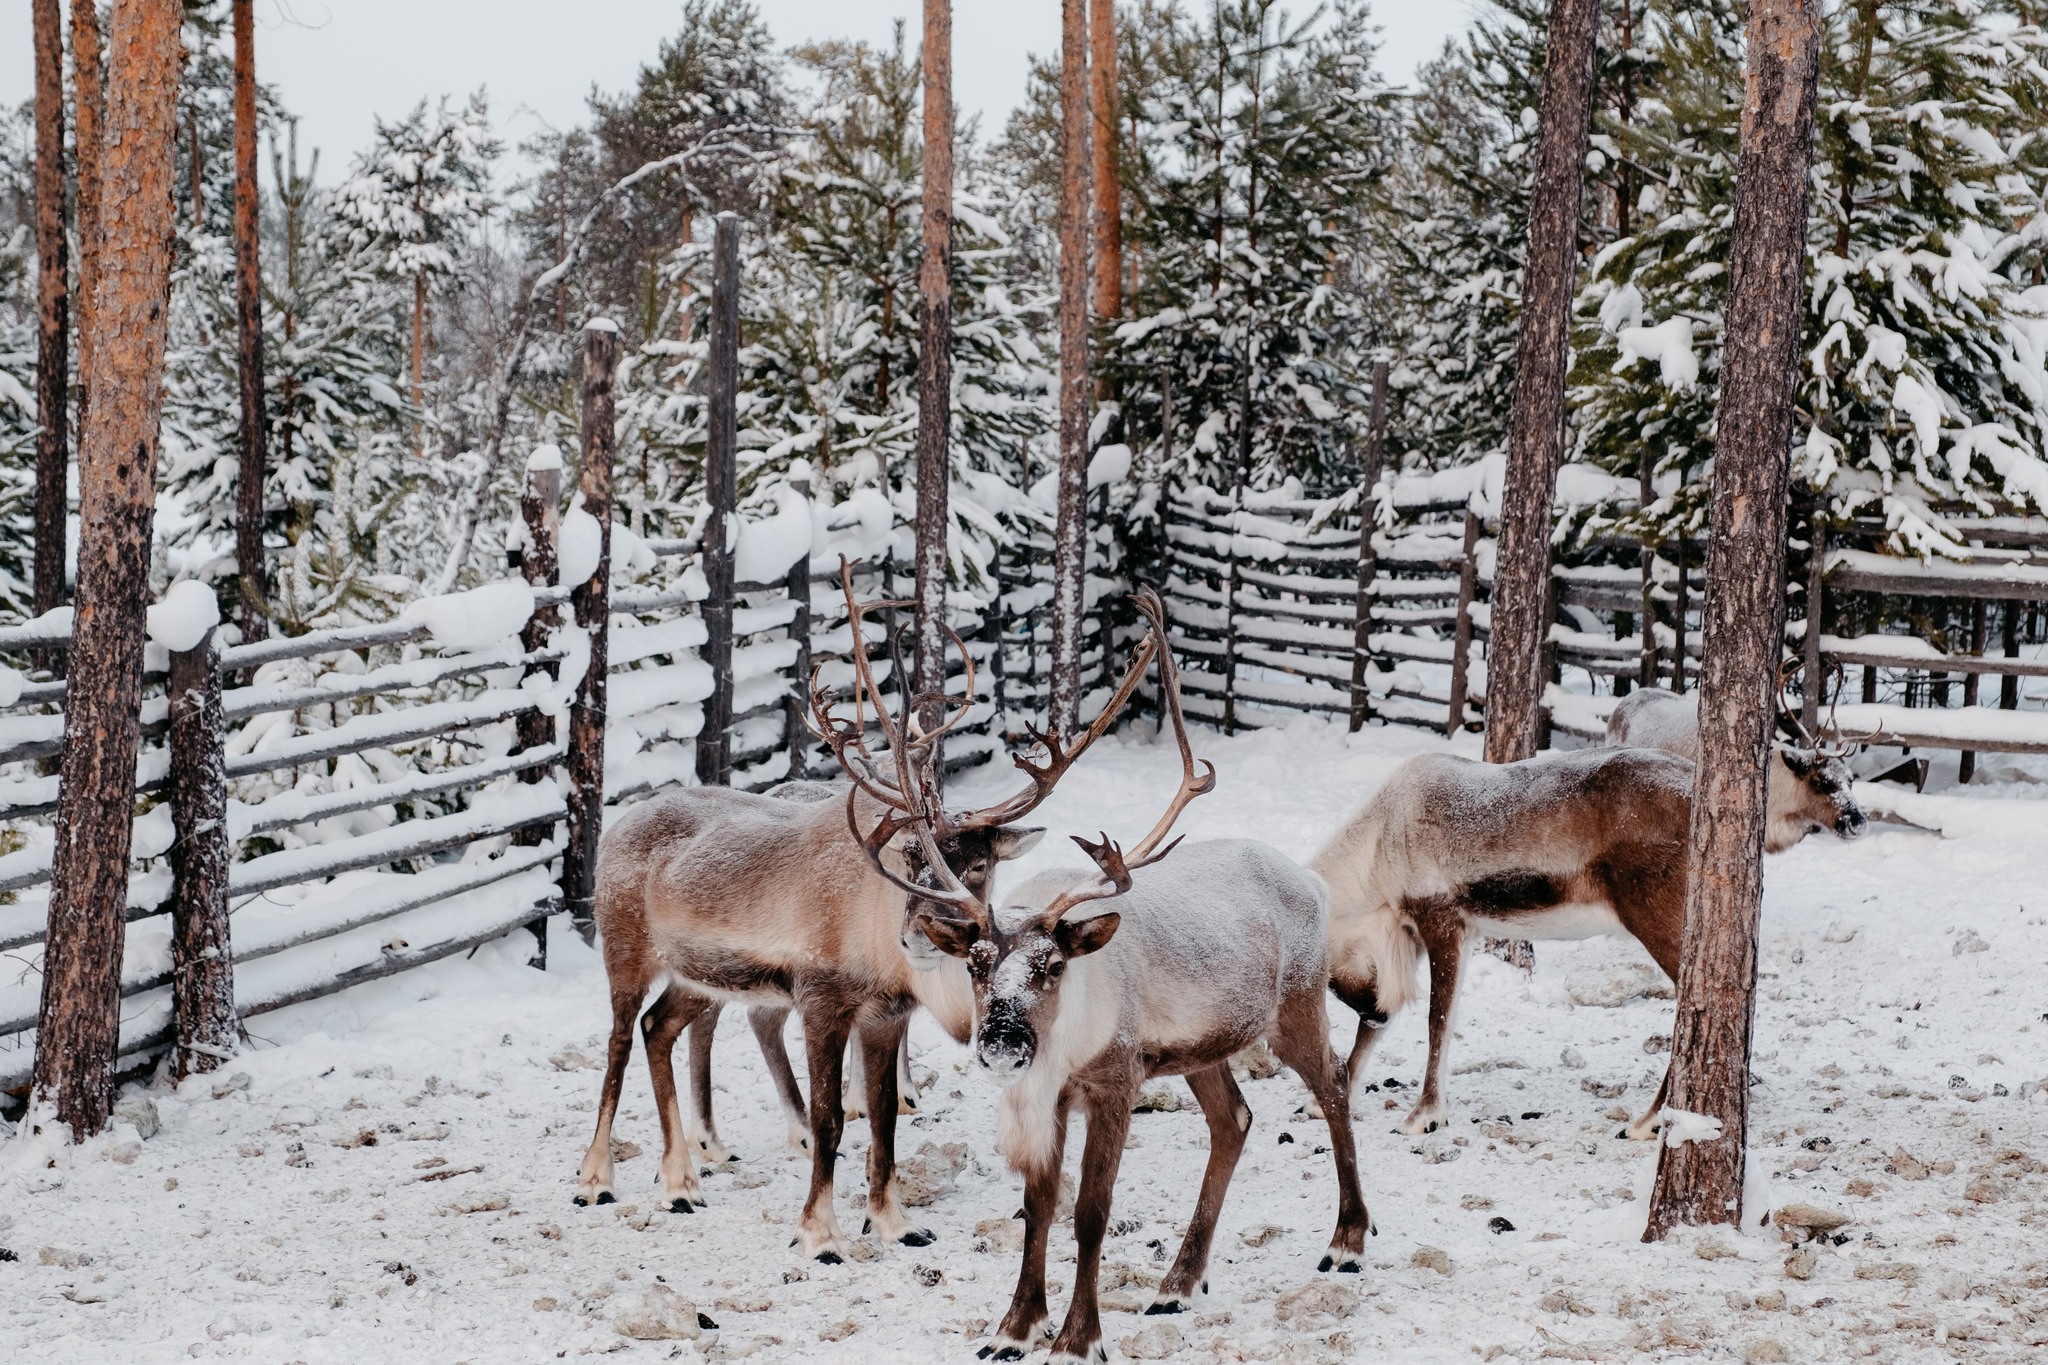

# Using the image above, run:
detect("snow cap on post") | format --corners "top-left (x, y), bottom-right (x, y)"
top-left (146, 580), bottom-right (222, 653)
top-left (583, 316), bottom-right (620, 334)
top-left (526, 442), bottom-right (564, 472)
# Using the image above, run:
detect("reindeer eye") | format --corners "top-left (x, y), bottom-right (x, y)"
top-left (1045, 958), bottom-right (1066, 979)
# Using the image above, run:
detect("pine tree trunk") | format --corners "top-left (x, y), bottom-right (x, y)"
top-left (1644, 0), bottom-right (1822, 1242)
top-left (1483, 0), bottom-right (1601, 766)
top-left (514, 457), bottom-right (561, 969)
top-left (31, 0), bottom-right (69, 635)
top-left (563, 322), bottom-right (618, 945)
top-left (32, 0), bottom-right (184, 1141)
top-left (411, 274), bottom-right (427, 442)
top-left (70, 0), bottom-right (106, 459)
top-left (1050, 0), bottom-right (1093, 738)
top-left (913, 0), bottom-right (955, 742)
top-left (1090, 0), bottom-right (1123, 322)
top-left (231, 0), bottom-right (268, 643)
top-left (1348, 359), bottom-right (1387, 731)
top-left (169, 628), bottom-right (235, 1078)
top-left (696, 216), bottom-right (741, 786)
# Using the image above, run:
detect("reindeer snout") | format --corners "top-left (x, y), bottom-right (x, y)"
top-left (974, 1011), bottom-right (1036, 1086)
top-left (975, 1045), bottom-right (1032, 1087)
top-left (1837, 805), bottom-right (1869, 839)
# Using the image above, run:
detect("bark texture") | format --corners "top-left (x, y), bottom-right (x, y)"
top-left (32, 0), bottom-right (69, 627)
top-left (1050, 0), bottom-right (1093, 738)
top-left (1483, 0), bottom-right (1602, 765)
top-left (1644, 0), bottom-right (1822, 1242)
top-left (70, 0), bottom-right (106, 458)
top-left (231, 0), bottom-right (269, 641)
top-left (913, 0), bottom-right (955, 739)
top-left (1090, 0), bottom-right (1123, 321)
top-left (1348, 359), bottom-right (1388, 731)
top-left (169, 629), bottom-right (236, 1077)
top-left (34, 0), bottom-right (184, 1139)
top-left (515, 460), bottom-right (562, 969)
top-left (563, 323), bottom-right (618, 944)
top-left (695, 216), bottom-right (740, 785)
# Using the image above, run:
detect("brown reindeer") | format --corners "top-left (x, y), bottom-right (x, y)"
top-left (1311, 740), bottom-right (1866, 1141)
top-left (576, 570), bottom-right (1156, 1260)
top-left (831, 591), bottom-right (1371, 1364)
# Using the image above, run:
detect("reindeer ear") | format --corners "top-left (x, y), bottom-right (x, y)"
top-left (1055, 912), bottom-right (1121, 959)
top-left (910, 910), bottom-right (980, 958)
top-left (992, 826), bottom-right (1046, 861)
top-left (1778, 747), bottom-right (1816, 778)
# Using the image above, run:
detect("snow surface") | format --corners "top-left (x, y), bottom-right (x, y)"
top-left (3, 719), bottom-right (2045, 1361)
top-left (400, 583), bottom-right (536, 653)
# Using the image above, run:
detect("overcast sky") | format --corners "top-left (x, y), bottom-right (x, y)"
top-left (4, 1), bottom-right (1482, 183)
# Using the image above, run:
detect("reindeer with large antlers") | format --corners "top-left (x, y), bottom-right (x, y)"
top-left (575, 566), bottom-right (1175, 1260)
top-left (837, 590), bottom-right (1371, 1365)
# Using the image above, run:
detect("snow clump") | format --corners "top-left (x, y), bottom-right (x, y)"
top-left (145, 580), bottom-right (221, 653)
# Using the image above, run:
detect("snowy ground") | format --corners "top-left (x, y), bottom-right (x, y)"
top-left (2, 717), bottom-right (2045, 1363)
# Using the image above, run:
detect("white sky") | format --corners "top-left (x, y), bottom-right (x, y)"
top-left (4, 1), bottom-right (1483, 183)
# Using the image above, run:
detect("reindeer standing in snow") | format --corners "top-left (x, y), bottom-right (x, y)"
top-left (1311, 722), bottom-right (1866, 1140)
top-left (828, 590), bottom-right (1370, 1364)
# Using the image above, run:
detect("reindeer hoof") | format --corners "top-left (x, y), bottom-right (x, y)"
top-left (670, 1197), bottom-right (696, 1214)
top-left (1319, 1253), bottom-right (1361, 1273)
top-left (815, 1251), bottom-right (843, 1265)
top-left (572, 1196), bottom-right (587, 1207)
top-left (596, 1191), bottom-right (615, 1206)
top-left (1144, 1299), bottom-right (1186, 1316)
top-left (900, 1229), bottom-right (935, 1248)
top-left (979, 1346), bottom-right (1026, 1362)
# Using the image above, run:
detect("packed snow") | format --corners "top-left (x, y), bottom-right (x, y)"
top-left (2, 718), bottom-right (2045, 1362)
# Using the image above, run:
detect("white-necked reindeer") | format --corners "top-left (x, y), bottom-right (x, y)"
top-left (1311, 719), bottom-right (1867, 1140)
top-left (576, 574), bottom-right (1120, 1260)
top-left (827, 590), bottom-right (1370, 1365)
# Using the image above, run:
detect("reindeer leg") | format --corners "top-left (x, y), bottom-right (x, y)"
top-left (796, 999), bottom-right (857, 1263)
top-left (981, 1098), bottom-right (1068, 1361)
top-left (1270, 989), bottom-right (1373, 1269)
top-left (842, 1036), bottom-right (865, 1123)
top-left (746, 1004), bottom-right (809, 1153)
top-left (1047, 1088), bottom-right (1133, 1365)
top-left (1402, 913), bottom-right (1465, 1135)
top-left (641, 983), bottom-right (713, 1212)
top-left (1149, 1064), bottom-right (1249, 1313)
top-left (685, 1001), bottom-right (731, 1165)
top-left (896, 1033), bottom-right (920, 1115)
top-left (858, 1010), bottom-right (932, 1246)
top-left (1627, 1063), bottom-right (1674, 1142)
top-left (575, 981), bottom-right (644, 1207)
top-left (1345, 1012), bottom-right (1386, 1106)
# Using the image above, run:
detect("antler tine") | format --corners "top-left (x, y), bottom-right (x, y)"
top-left (809, 665), bottom-right (917, 813)
top-left (1775, 656), bottom-right (1819, 748)
top-left (1815, 662), bottom-right (1881, 757)
top-left (1035, 832), bottom-right (1134, 926)
top-left (836, 560), bottom-right (937, 821)
top-left (842, 789), bottom-right (993, 930)
top-left (1124, 586), bottom-right (1217, 866)
top-left (905, 624), bottom-right (980, 753)
top-left (946, 623), bottom-right (1161, 833)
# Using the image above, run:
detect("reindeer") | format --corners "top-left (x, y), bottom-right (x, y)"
top-left (828, 590), bottom-right (1371, 1364)
top-left (1605, 683), bottom-right (1867, 851)
top-left (1311, 735), bottom-right (1867, 1141)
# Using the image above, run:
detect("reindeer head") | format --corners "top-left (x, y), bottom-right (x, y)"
top-left (1771, 663), bottom-right (1871, 851)
top-left (817, 580), bottom-right (1213, 1086)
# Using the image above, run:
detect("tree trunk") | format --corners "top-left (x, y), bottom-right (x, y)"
top-left (1050, 0), bottom-right (1093, 738)
top-left (1644, 0), bottom-right (1822, 1243)
top-left (514, 455), bottom-right (561, 969)
top-left (411, 273), bottom-right (427, 444)
top-left (913, 0), bottom-right (956, 743)
top-left (33, 0), bottom-right (184, 1141)
top-left (696, 215), bottom-right (741, 786)
top-left (1483, 0), bottom-right (1601, 765)
top-left (70, 0), bottom-right (106, 461)
top-left (1090, 0), bottom-right (1123, 322)
top-left (169, 628), bottom-right (236, 1078)
top-left (32, 0), bottom-right (69, 638)
top-left (1348, 360), bottom-right (1387, 731)
top-left (562, 322), bottom-right (618, 946)
top-left (232, 0), bottom-right (269, 643)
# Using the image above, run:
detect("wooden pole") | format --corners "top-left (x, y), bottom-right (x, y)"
top-left (697, 214), bottom-right (741, 786)
top-left (1090, 0), bottom-right (1124, 323)
top-left (169, 626), bottom-right (236, 1077)
top-left (514, 451), bottom-right (562, 968)
top-left (1801, 504), bottom-right (1825, 735)
top-left (1350, 360), bottom-right (1388, 731)
top-left (231, 0), bottom-right (270, 644)
top-left (913, 0), bottom-right (956, 747)
top-left (1483, 0), bottom-right (1601, 765)
top-left (562, 321), bottom-right (618, 944)
top-left (1639, 450), bottom-right (1659, 690)
top-left (2003, 604), bottom-right (2021, 711)
top-left (31, 0), bottom-right (69, 649)
top-left (1673, 537), bottom-right (1689, 691)
top-left (784, 463), bottom-right (814, 778)
top-left (1645, 0), bottom-right (1822, 1242)
top-left (1049, 0), bottom-right (1093, 738)
top-left (33, 0), bottom-right (184, 1140)
top-left (1960, 597), bottom-right (1985, 784)
top-left (1445, 508), bottom-right (1481, 737)
top-left (1222, 482), bottom-right (1243, 734)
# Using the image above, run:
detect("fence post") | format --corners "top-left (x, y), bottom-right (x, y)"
top-left (696, 212), bottom-right (740, 788)
top-left (1349, 358), bottom-right (1388, 731)
top-left (1638, 448), bottom-right (1659, 691)
top-left (2002, 602), bottom-right (2020, 711)
top-left (562, 320), bottom-right (618, 944)
top-left (1222, 483), bottom-right (1243, 734)
top-left (1672, 535), bottom-right (1690, 692)
top-left (784, 460), bottom-right (813, 778)
top-left (1960, 597), bottom-right (1985, 784)
top-left (1801, 504), bottom-right (1826, 736)
top-left (1444, 507), bottom-right (1482, 737)
top-left (1536, 558), bottom-right (1559, 751)
top-left (169, 626), bottom-right (235, 1077)
top-left (515, 450), bottom-right (562, 968)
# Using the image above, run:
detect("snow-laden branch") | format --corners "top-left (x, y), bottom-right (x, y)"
top-left (432, 126), bottom-right (789, 595)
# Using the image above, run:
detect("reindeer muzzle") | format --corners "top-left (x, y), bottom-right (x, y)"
top-left (1836, 804), bottom-right (1869, 840)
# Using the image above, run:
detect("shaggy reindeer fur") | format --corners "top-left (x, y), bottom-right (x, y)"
top-left (1313, 743), bottom-right (1868, 1139)
top-left (576, 785), bottom-right (1033, 1261)
top-left (1606, 686), bottom-right (1868, 850)
top-left (928, 842), bottom-right (1371, 1364)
